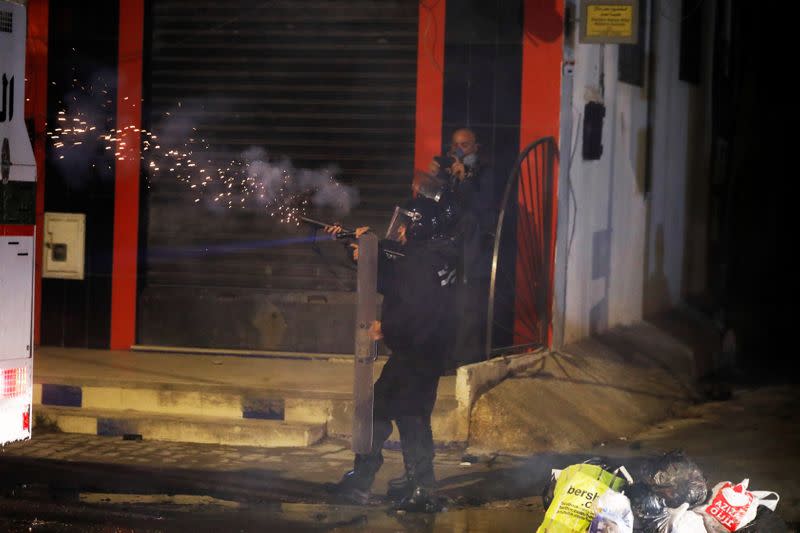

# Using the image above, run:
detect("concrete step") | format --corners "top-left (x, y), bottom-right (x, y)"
top-left (287, 395), bottom-right (461, 444)
top-left (35, 406), bottom-right (326, 448)
top-left (34, 382), bottom-right (287, 420)
top-left (33, 380), bottom-right (463, 446)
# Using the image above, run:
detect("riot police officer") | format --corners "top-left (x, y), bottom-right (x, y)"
top-left (325, 196), bottom-right (458, 512)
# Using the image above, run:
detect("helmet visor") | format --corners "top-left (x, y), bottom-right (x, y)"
top-left (386, 206), bottom-right (421, 242)
top-left (413, 170), bottom-right (446, 202)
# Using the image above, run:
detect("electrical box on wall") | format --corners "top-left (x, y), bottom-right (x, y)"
top-left (583, 101), bottom-right (606, 160)
top-left (42, 212), bottom-right (85, 280)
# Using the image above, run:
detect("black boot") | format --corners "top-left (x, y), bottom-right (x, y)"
top-left (393, 416), bottom-right (442, 512)
top-left (325, 453), bottom-right (383, 505)
top-left (386, 431), bottom-right (415, 501)
top-left (325, 418), bottom-right (393, 505)
top-left (386, 467), bottom-right (415, 502)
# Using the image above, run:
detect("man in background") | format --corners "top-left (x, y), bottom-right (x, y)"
top-left (430, 128), bottom-right (496, 368)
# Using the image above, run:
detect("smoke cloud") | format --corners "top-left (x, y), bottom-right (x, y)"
top-left (48, 82), bottom-right (360, 223)
top-left (241, 147), bottom-right (359, 216)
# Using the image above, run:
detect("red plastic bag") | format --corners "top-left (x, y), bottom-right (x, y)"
top-left (701, 479), bottom-right (779, 532)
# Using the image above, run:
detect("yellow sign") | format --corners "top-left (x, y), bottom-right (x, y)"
top-left (580, 1), bottom-right (638, 44)
top-left (587, 5), bottom-right (633, 37)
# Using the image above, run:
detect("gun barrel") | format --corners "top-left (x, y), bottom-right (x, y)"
top-left (299, 216), bottom-right (356, 240)
top-left (299, 216), bottom-right (329, 228)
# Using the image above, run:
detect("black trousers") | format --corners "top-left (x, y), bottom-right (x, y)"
top-left (354, 355), bottom-right (440, 489)
top-left (450, 277), bottom-right (489, 368)
top-left (373, 356), bottom-right (440, 419)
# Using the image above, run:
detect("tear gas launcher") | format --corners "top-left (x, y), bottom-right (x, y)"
top-left (299, 216), bottom-right (357, 240)
top-left (299, 216), bottom-right (404, 258)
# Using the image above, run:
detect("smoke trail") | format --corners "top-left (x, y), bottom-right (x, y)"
top-left (47, 73), bottom-right (360, 223)
top-left (240, 147), bottom-right (359, 217)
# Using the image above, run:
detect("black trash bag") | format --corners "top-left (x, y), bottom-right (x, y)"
top-left (542, 470), bottom-right (557, 510)
top-left (632, 451), bottom-right (708, 508)
top-left (736, 507), bottom-right (789, 533)
top-left (626, 482), bottom-right (668, 532)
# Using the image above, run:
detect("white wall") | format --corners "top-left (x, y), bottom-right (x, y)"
top-left (554, 0), bottom-right (713, 346)
top-left (645, 0), bottom-right (714, 313)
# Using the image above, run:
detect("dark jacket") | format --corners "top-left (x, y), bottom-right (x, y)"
top-left (377, 238), bottom-right (457, 375)
top-left (448, 160), bottom-right (496, 281)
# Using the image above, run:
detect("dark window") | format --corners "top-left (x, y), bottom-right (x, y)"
top-left (679, 0), bottom-right (704, 84)
top-left (618, 0), bottom-right (648, 87)
top-left (0, 10), bottom-right (12, 33)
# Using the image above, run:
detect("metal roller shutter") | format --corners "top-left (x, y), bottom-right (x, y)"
top-left (138, 1), bottom-right (418, 352)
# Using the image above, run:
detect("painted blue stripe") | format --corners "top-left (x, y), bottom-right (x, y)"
top-left (41, 384), bottom-right (82, 407)
top-left (242, 398), bottom-right (284, 420)
top-left (242, 408), bottom-right (284, 420)
top-left (97, 417), bottom-right (136, 436)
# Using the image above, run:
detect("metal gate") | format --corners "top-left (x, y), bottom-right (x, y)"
top-left (486, 137), bottom-right (557, 357)
top-left (137, 1), bottom-right (418, 353)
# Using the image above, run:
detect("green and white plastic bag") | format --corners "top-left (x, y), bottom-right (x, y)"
top-left (537, 463), bottom-right (632, 533)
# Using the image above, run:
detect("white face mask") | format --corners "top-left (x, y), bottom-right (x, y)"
top-left (463, 153), bottom-right (478, 167)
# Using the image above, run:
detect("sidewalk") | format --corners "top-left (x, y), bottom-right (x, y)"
top-left (32, 347), bottom-right (459, 447)
top-left (34, 346), bottom-right (393, 397)
top-left (31, 309), bottom-right (712, 452)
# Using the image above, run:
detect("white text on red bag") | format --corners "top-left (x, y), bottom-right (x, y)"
top-left (703, 479), bottom-right (779, 532)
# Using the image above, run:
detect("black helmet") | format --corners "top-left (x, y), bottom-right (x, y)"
top-left (386, 196), bottom-right (452, 243)
top-left (405, 196), bottom-right (442, 241)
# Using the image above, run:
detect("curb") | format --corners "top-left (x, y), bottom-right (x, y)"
top-left (35, 406), bottom-right (326, 448)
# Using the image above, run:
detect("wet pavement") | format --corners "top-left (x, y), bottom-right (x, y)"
top-left (1, 384), bottom-right (798, 531)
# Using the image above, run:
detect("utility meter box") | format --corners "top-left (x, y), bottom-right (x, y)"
top-left (42, 212), bottom-right (85, 280)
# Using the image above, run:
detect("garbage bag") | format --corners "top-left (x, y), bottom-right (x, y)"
top-left (632, 451), bottom-right (708, 508)
top-left (627, 482), bottom-right (668, 532)
top-left (537, 463), bottom-right (630, 533)
top-left (655, 503), bottom-right (707, 533)
top-left (738, 507), bottom-right (789, 533)
top-left (542, 469), bottom-right (560, 510)
top-left (542, 458), bottom-right (626, 511)
top-left (698, 479), bottom-right (779, 532)
top-left (589, 489), bottom-right (634, 533)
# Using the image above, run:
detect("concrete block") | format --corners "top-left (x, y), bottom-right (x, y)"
top-left (81, 386), bottom-right (123, 410)
top-left (468, 334), bottom-right (697, 453)
top-left (33, 406), bottom-right (97, 435)
top-left (431, 400), bottom-right (461, 444)
top-left (35, 406), bottom-right (325, 448)
top-left (134, 418), bottom-right (325, 447)
top-left (284, 398), bottom-right (335, 424)
top-left (326, 399), bottom-right (354, 436)
top-left (56, 414), bottom-right (98, 434)
top-left (200, 391), bottom-right (246, 417)
top-left (453, 351), bottom-right (546, 441)
top-left (80, 385), bottom-right (242, 418)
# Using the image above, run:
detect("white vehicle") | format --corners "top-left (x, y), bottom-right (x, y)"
top-left (1, 0), bottom-right (37, 445)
